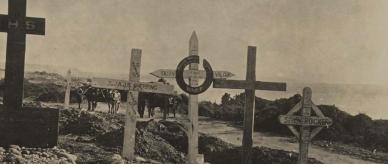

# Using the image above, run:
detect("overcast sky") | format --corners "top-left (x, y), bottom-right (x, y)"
top-left (0, 0), bottom-right (388, 85)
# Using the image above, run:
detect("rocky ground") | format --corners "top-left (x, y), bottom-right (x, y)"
top-left (0, 145), bottom-right (76, 164)
top-left (57, 107), bottom-right (322, 163)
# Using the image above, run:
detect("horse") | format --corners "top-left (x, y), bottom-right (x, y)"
top-left (83, 87), bottom-right (115, 112)
top-left (138, 92), bottom-right (180, 118)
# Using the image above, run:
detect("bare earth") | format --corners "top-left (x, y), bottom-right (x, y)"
top-left (197, 117), bottom-right (377, 164)
top-left (57, 102), bottom-right (382, 164)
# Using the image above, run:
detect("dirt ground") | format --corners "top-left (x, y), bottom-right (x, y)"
top-left (46, 101), bottom-right (388, 164)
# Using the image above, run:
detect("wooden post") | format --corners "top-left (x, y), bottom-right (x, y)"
top-left (212, 46), bottom-right (287, 164)
top-left (299, 88), bottom-right (312, 164)
top-left (64, 69), bottom-right (71, 108)
top-left (3, 0), bottom-right (27, 111)
top-left (188, 31), bottom-right (199, 164)
top-left (278, 87), bottom-right (333, 164)
top-left (1, 0), bottom-right (45, 111)
top-left (241, 47), bottom-right (256, 164)
top-left (122, 49), bottom-right (142, 161)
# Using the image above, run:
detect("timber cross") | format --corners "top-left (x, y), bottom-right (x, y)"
top-left (88, 49), bottom-right (174, 161)
top-left (0, 0), bottom-right (57, 149)
top-left (279, 87), bottom-right (333, 164)
top-left (213, 46), bottom-right (287, 164)
top-left (0, 0), bottom-right (45, 110)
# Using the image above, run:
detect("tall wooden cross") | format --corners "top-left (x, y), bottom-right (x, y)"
top-left (187, 31), bottom-right (200, 164)
top-left (0, 0), bottom-right (45, 110)
top-left (88, 49), bottom-right (174, 161)
top-left (213, 46), bottom-right (287, 164)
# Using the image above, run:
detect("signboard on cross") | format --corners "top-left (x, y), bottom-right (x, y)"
top-left (93, 49), bottom-right (174, 161)
top-left (279, 87), bottom-right (333, 164)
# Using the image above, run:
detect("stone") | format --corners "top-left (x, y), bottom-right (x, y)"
top-left (9, 148), bottom-right (21, 155)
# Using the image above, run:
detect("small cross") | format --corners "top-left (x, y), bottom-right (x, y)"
top-left (213, 46), bottom-right (286, 164)
top-left (0, 0), bottom-right (45, 110)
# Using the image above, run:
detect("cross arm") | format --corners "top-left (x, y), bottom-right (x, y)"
top-left (213, 79), bottom-right (287, 91)
top-left (0, 14), bottom-right (45, 35)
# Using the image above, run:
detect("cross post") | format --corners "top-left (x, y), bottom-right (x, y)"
top-left (0, 0), bottom-right (45, 111)
top-left (188, 31), bottom-right (200, 164)
top-left (278, 87), bottom-right (333, 164)
top-left (64, 69), bottom-right (71, 109)
top-left (213, 46), bottom-right (286, 164)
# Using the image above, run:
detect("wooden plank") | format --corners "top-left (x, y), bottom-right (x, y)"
top-left (188, 31), bottom-right (199, 164)
top-left (255, 81), bottom-right (286, 91)
top-left (279, 115), bottom-right (333, 126)
top-left (241, 46), bottom-right (256, 164)
top-left (299, 87), bottom-right (312, 164)
top-left (150, 69), bottom-right (234, 79)
top-left (90, 77), bottom-right (174, 95)
top-left (3, 0), bottom-right (28, 111)
top-left (213, 79), bottom-right (286, 91)
top-left (64, 70), bottom-right (71, 108)
top-left (122, 49), bottom-right (141, 161)
top-left (0, 14), bottom-right (45, 35)
top-left (213, 79), bottom-right (252, 89)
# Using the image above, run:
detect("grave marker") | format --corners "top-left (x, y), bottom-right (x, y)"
top-left (212, 46), bottom-right (287, 164)
top-left (279, 87), bottom-right (333, 164)
top-left (88, 49), bottom-right (174, 161)
top-left (0, 0), bottom-right (46, 110)
top-left (0, 0), bottom-right (58, 148)
top-left (187, 31), bottom-right (200, 164)
top-left (64, 70), bottom-right (71, 108)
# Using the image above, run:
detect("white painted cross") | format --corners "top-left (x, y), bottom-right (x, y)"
top-left (89, 49), bottom-right (174, 161)
top-left (279, 87), bottom-right (333, 164)
top-left (212, 46), bottom-right (287, 164)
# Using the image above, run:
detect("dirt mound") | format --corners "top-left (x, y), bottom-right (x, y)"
top-left (59, 109), bottom-right (124, 135)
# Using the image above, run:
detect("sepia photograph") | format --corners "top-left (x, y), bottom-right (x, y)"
top-left (0, 0), bottom-right (387, 163)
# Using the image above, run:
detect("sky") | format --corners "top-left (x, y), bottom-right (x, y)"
top-left (0, 0), bottom-right (388, 85)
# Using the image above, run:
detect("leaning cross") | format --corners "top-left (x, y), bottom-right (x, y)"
top-left (213, 46), bottom-right (287, 164)
top-left (279, 87), bottom-right (333, 164)
top-left (0, 0), bottom-right (45, 110)
top-left (89, 49), bottom-right (174, 161)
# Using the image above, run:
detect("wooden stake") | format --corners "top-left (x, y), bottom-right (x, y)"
top-left (188, 31), bottom-right (199, 164)
top-left (64, 69), bottom-right (71, 108)
top-left (122, 49), bottom-right (142, 161)
top-left (241, 47), bottom-right (256, 164)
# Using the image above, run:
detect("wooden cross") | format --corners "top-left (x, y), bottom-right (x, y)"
top-left (151, 32), bottom-right (233, 164)
top-left (187, 31), bottom-right (201, 164)
top-left (89, 49), bottom-right (174, 161)
top-left (279, 87), bottom-right (333, 164)
top-left (0, 0), bottom-right (45, 110)
top-left (213, 46), bottom-right (287, 164)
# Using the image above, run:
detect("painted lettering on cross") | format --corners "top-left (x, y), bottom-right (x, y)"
top-left (279, 115), bottom-right (333, 127)
top-left (151, 69), bottom-right (234, 79)
top-left (0, 15), bottom-right (45, 35)
top-left (91, 77), bottom-right (174, 95)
